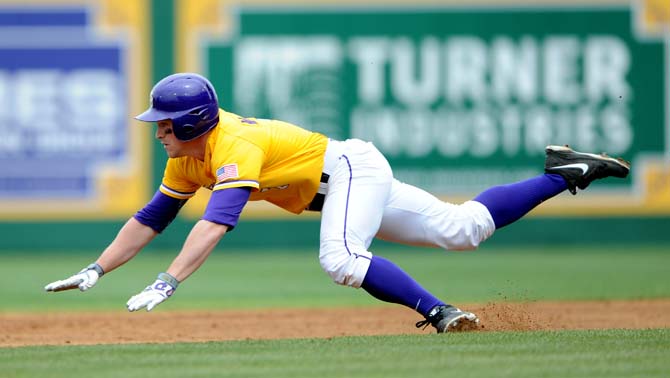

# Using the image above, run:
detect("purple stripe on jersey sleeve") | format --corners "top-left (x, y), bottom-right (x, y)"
top-left (202, 187), bottom-right (251, 231)
top-left (134, 190), bottom-right (188, 233)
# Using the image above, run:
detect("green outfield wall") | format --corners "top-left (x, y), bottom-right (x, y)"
top-left (1, 217), bottom-right (670, 252)
top-left (0, 0), bottom-right (669, 250)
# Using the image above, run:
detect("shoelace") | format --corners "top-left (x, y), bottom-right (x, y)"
top-left (416, 305), bottom-right (447, 329)
top-left (415, 319), bottom-right (432, 330)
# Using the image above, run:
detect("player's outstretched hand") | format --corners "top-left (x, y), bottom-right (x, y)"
top-left (126, 273), bottom-right (178, 312)
top-left (44, 263), bottom-right (103, 292)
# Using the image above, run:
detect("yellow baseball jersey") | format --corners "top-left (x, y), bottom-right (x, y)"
top-left (159, 110), bottom-right (329, 214)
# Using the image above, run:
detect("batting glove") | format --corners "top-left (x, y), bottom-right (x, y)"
top-left (126, 273), bottom-right (178, 312)
top-left (44, 263), bottom-right (104, 292)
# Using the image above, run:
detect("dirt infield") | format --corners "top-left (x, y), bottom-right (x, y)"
top-left (2, 299), bottom-right (669, 347)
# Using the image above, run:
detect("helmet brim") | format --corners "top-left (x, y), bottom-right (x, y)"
top-left (135, 107), bottom-right (190, 122)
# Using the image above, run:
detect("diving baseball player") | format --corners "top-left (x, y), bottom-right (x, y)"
top-left (45, 73), bottom-right (630, 333)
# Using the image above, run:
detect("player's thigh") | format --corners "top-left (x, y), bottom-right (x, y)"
top-left (376, 180), bottom-right (495, 250)
top-left (320, 144), bottom-right (393, 251)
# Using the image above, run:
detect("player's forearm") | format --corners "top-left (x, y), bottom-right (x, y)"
top-left (96, 217), bottom-right (158, 274)
top-left (166, 219), bottom-right (228, 282)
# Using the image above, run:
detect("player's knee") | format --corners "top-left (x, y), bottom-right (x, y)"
top-left (319, 255), bottom-right (353, 286)
top-left (319, 239), bottom-right (371, 287)
top-left (434, 201), bottom-right (496, 251)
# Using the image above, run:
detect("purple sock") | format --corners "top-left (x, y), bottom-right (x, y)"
top-left (361, 256), bottom-right (444, 317)
top-left (474, 173), bottom-right (567, 229)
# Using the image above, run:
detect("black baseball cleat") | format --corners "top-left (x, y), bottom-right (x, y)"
top-left (545, 145), bottom-right (631, 195)
top-left (415, 305), bottom-right (480, 333)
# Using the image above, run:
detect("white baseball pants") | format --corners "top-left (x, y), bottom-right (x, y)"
top-left (318, 139), bottom-right (496, 288)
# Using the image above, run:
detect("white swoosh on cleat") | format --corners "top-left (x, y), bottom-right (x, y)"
top-left (549, 163), bottom-right (589, 174)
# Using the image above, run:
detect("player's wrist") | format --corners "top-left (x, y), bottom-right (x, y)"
top-left (157, 272), bottom-right (179, 288)
top-left (86, 262), bottom-right (105, 277)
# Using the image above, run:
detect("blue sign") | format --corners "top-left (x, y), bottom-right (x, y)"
top-left (0, 7), bottom-right (127, 198)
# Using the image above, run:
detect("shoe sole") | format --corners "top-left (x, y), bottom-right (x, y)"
top-left (444, 313), bottom-right (480, 332)
top-left (546, 145), bottom-right (631, 171)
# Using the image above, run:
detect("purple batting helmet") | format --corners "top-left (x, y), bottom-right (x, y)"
top-left (135, 73), bottom-right (220, 141)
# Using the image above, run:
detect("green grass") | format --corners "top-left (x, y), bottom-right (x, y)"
top-left (1, 245), bottom-right (669, 311)
top-left (2, 329), bottom-right (669, 378)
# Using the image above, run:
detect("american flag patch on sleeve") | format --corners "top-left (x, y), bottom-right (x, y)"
top-left (216, 164), bottom-right (239, 182)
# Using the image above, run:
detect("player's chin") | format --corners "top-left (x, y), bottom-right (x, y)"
top-left (164, 148), bottom-right (179, 158)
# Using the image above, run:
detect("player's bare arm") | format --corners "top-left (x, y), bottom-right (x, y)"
top-left (166, 220), bottom-right (228, 282)
top-left (97, 217), bottom-right (159, 273)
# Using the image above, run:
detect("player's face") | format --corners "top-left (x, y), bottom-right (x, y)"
top-left (155, 120), bottom-right (184, 158)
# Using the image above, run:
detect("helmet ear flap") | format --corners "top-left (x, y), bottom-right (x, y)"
top-left (171, 106), bottom-right (219, 141)
top-left (181, 124), bottom-right (195, 135)
top-left (171, 113), bottom-right (199, 140)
